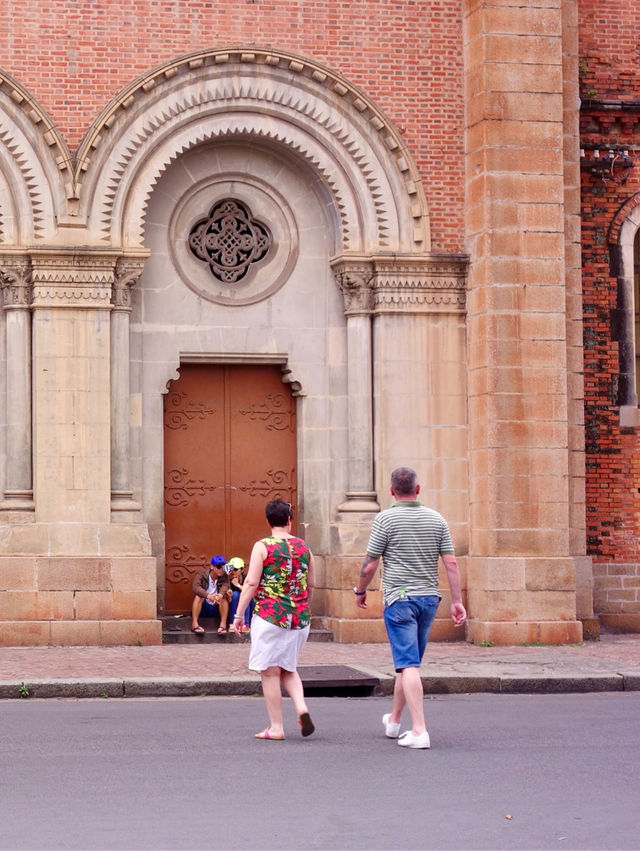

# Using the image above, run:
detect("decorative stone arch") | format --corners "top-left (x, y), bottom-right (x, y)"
top-left (74, 47), bottom-right (431, 254)
top-left (609, 192), bottom-right (640, 426)
top-left (0, 70), bottom-right (70, 243)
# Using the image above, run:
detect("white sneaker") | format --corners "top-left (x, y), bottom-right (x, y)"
top-left (382, 713), bottom-right (401, 738)
top-left (397, 730), bottom-right (431, 749)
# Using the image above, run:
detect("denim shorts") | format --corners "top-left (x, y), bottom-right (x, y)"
top-left (383, 595), bottom-right (440, 672)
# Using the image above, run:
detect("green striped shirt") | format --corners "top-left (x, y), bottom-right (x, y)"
top-left (366, 500), bottom-right (454, 606)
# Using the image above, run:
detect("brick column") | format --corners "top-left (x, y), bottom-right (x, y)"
top-left (463, 0), bottom-right (582, 643)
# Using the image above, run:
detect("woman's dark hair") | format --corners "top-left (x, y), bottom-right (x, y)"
top-left (265, 499), bottom-right (293, 527)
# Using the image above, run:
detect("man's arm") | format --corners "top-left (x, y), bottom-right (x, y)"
top-left (441, 553), bottom-right (466, 627)
top-left (192, 569), bottom-right (207, 599)
top-left (353, 554), bottom-right (380, 609)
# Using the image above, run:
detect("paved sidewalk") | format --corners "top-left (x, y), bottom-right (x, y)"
top-left (0, 632), bottom-right (639, 699)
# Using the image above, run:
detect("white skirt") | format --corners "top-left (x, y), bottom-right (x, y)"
top-left (248, 615), bottom-right (310, 672)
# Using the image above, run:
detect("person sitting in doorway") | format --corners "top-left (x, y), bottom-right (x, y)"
top-left (191, 554), bottom-right (232, 634)
top-left (228, 556), bottom-right (253, 633)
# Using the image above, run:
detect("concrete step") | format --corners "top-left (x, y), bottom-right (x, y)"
top-left (161, 615), bottom-right (334, 644)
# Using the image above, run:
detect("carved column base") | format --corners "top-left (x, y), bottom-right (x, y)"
top-left (111, 490), bottom-right (142, 515)
top-left (337, 491), bottom-right (380, 513)
top-left (0, 490), bottom-right (35, 512)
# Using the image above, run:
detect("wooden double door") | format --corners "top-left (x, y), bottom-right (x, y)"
top-left (163, 364), bottom-right (297, 613)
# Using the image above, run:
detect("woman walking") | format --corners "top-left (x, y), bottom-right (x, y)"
top-left (232, 499), bottom-right (315, 740)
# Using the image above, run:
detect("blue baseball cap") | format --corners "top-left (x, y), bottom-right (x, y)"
top-left (210, 555), bottom-right (226, 567)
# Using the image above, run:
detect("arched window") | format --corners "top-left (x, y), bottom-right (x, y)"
top-left (613, 206), bottom-right (640, 426)
top-left (635, 228), bottom-right (640, 403)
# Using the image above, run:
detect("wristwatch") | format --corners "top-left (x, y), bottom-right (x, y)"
top-left (353, 586), bottom-right (366, 595)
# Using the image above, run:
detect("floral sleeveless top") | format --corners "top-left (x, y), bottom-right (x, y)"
top-left (254, 536), bottom-right (311, 630)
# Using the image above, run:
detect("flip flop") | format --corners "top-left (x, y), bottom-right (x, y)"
top-left (191, 626), bottom-right (205, 634)
top-left (254, 728), bottom-right (285, 740)
top-left (298, 712), bottom-right (315, 737)
top-left (217, 627), bottom-right (227, 634)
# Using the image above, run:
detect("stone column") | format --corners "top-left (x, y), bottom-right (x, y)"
top-left (463, 0), bottom-right (582, 644)
top-left (331, 257), bottom-right (378, 512)
top-left (111, 257), bottom-right (145, 513)
top-left (0, 256), bottom-right (34, 511)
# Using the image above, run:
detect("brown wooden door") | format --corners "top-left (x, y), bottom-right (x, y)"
top-left (163, 364), bottom-right (297, 613)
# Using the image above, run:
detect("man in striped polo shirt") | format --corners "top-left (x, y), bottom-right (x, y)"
top-left (354, 466), bottom-right (466, 749)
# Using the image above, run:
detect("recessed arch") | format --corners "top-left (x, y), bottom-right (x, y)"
top-left (76, 47), bottom-right (431, 255)
top-left (0, 69), bottom-right (70, 242)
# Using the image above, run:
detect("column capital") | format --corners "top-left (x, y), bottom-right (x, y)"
top-left (0, 254), bottom-right (32, 308)
top-left (330, 255), bottom-right (374, 315)
top-left (113, 255), bottom-right (147, 310)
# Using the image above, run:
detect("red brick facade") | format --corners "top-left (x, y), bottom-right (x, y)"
top-left (579, 1), bottom-right (640, 627)
top-left (0, 0), bottom-right (465, 252)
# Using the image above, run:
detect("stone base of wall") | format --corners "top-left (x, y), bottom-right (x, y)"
top-left (0, 619), bottom-right (162, 646)
top-left (325, 615), bottom-right (466, 644)
top-left (467, 619), bottom-right (583, 645)
top-left (593, 562), bottom-right (640, 628)
top-left (465, 555), bottom-right (583, 644)
top-left (598, 613), bottom-right (640, 633)
top-left (0, 555), bottom-right (161, 646)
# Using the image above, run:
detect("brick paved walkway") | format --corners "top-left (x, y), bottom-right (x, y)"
top-left (1, 632), bottom-right (638, 681)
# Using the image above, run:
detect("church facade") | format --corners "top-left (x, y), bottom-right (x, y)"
top-left (0, 0), bottom-right (637, 646)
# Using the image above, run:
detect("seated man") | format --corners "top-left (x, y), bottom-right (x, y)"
top-left (191, 555), bottom-right (232, 634)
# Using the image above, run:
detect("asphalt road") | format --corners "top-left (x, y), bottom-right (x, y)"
top-left (1, 693), bottom-right (638, 850)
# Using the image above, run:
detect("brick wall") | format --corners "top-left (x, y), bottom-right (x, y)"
top-left (579, 1), bottom-right (640, 625)
top-left (579, 0), bottom-right (640, 98)
top-left (0, 0), bottom-right (465, 252)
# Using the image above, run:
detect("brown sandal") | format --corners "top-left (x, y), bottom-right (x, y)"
top-left (298, 712), bottom-right (315, 737)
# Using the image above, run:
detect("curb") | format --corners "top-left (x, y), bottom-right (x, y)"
top-left (2, 670), bottom-right (639, 700)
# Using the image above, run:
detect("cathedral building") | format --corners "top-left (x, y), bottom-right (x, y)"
top-left (0, 1), bottom-right (637, 646)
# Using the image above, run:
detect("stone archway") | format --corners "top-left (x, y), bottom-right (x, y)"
top-left (75, 47), bottom-right (430, 254)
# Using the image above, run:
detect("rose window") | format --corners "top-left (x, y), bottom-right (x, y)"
top-left (188, 199), bottom-right (271, 283)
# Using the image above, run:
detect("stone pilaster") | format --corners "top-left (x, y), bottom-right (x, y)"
top-left (463, 0), bottom-right (582, 643)
top-left (111, 255), bottom-right (146, 514)
top-left (0, 255), bottom-right (34, 511)
top-left (331, 256), bottom-right (378, 512)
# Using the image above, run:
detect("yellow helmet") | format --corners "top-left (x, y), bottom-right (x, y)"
top-left (228, 556), bottom-right (245, 571)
